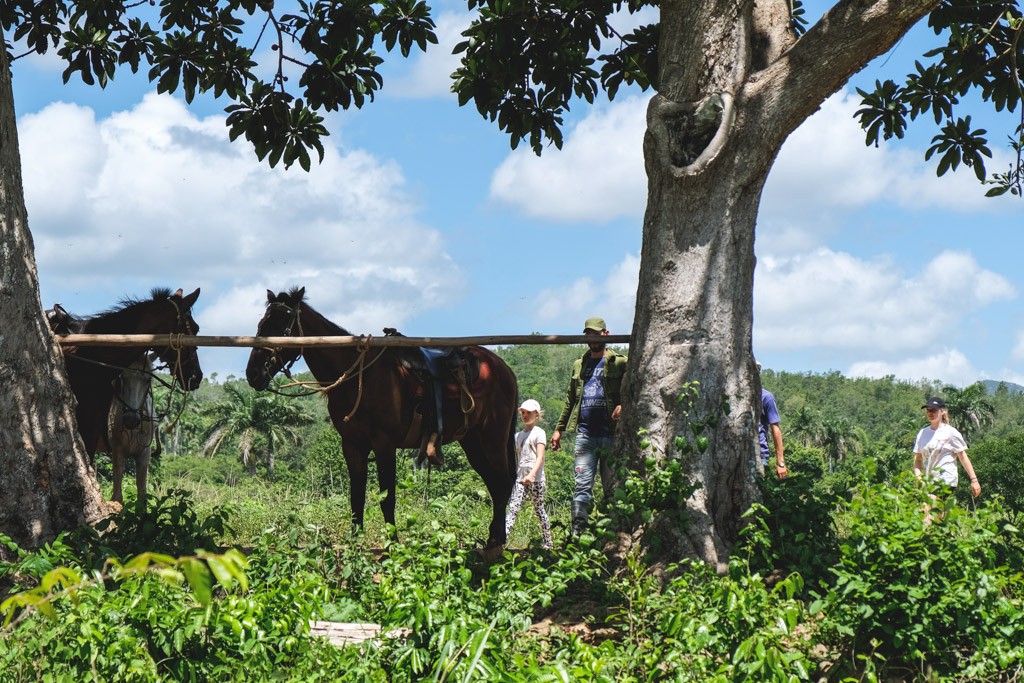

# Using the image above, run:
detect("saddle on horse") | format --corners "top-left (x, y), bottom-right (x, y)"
top-left (384, 327), bottom-right (480, 467)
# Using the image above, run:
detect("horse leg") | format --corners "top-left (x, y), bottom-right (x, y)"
top-left (375, 448), bottom-right (398, 535)
top-left (111, 448), bottom-right (125, 505)
top-left (461, 430), bottom-right (514, 549)
top-left (135, 446), bottom-right (151, 514)
top-left (342, 438), bottom-right (370, 531)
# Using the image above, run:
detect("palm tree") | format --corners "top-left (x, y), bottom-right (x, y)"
top-left (942, 383), bottom-right (996, 440)
top-left (789, 405), bottom-right (823, 448)
top-left (201, 381), bottom-right (313, 476)
top-left (816, 416), bottom-right (866, 473)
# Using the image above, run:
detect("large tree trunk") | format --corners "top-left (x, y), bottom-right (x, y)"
top-left (617, 0), bottom-right (941, 568)
top-left (0, 43), bottom-right (107, 552)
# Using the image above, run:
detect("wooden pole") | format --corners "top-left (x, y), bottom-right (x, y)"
top-left (53, 334), bottom-right (632, 348)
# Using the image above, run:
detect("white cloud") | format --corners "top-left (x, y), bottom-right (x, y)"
top-left (487, 87), bottom-right (1016, 231)
top-left (760, 91), bottom-right (1018, 244)
top-left (755, 248), bottom-right (1015, 353)
top-left (847, 349), bottom-right (979, 386)
top-left (20, 93), bottom-right (465, 378)
top-left (17, 47), bottom-right (66, 73)
top-left (386, 11), bottom-right (474, 98)
top-left (534, 252), bottom-right (639, 333)
top-left (489, 96), bottom-right (649, 223)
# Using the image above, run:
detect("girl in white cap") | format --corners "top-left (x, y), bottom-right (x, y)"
top-left (506, 398), bottom-right (553, 550)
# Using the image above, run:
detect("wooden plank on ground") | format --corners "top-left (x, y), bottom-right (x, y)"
top-left (309, 621), bottom-right (411, 647)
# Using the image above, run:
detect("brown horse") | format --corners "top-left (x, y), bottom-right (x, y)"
top-left (47, 287), bottom-right (204, 461)
top-left (245, 287), bottom-right (519, 549)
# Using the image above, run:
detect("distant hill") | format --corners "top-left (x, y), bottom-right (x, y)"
top-left (982, 379), bottom-right (1024, 395)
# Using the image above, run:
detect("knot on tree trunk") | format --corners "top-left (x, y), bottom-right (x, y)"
top-left (648, 93), bottom-right (733, 173)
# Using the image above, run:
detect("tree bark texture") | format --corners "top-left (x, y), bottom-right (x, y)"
top-left (618, 0), bottom-right (941, 568)
top-left (0, 43), bottom-right (107, 551)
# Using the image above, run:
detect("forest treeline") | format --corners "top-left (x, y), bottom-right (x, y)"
top-left (146, 346), bottom-right (1024, 514)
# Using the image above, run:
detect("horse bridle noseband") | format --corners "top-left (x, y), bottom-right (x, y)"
top-left (111, 368), bottom-right (154, 428)
top-left (262, 301), bottom-right (304, 378)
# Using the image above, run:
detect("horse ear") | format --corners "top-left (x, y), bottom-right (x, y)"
top-left (47, 303), bottom-right (71, 333)
top-left (267, 289), bottom-right (276, 302)
top-left (183, 288), bottom-right (200, 307)
top-left (173, 288), bottom-right (184, 297)
top-left (297, 286), bottom-right (306, 300)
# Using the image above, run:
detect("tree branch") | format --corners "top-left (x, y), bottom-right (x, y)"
top-left (748, 0), bottom-right (941, 137)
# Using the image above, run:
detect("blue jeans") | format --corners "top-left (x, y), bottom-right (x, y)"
top-left (574, 433), bottom-right (613, 508)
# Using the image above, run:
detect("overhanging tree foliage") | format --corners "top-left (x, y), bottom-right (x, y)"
top-left (1, 0), bottom-right (1021, 560)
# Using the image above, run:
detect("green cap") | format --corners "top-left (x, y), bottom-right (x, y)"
top-left (583, 317), bottom-right (607, 332)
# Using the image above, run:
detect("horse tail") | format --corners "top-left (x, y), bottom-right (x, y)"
top-left (507, 396), bottom-right (518, 482)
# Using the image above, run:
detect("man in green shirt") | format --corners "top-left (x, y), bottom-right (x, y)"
top-left (551, 316), bottom-right (628, 535)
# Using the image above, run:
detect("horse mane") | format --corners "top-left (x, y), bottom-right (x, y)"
top-left (83, 288), bottom-right (176, 333)
top-left (111, 287), bottom-right (174, 313)
top-left (281, 286), bottom-right (351, 336)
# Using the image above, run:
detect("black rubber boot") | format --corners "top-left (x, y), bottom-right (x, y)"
top-left (570, 501), bottom-right (589, 537)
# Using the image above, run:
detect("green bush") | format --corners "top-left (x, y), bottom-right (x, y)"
top-left (966, 429), bottom-right (1024, 514)
top-left (813, 473), bottom-right (1024, 679)
top-left (755, 467), bottom-right (841, 592)
top-left (5, 441), bottom-right (1024, 682)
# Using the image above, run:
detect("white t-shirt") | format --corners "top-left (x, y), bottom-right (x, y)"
top-left (914, 423), bottom-right (968, 487)
top-left (515, 425), bottom-right (546, 483)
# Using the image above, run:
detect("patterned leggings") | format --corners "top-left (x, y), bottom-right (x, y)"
top-left (505, 479), bottom-right (553, 549)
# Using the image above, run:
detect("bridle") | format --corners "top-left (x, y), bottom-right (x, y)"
top-left (163, 296), bottom-right (199, 385)
top-left (259, 300), bottom-right (305, 381)
top-left (256, 301), bottom-right (387, 410)
top-left (111, 365), bottom-right (155, 430)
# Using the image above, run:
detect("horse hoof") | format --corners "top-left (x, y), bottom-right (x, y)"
top-left (477, 544), bottom-right (505, 562)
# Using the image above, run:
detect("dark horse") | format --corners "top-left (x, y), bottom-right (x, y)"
top-left (246, 287), bottom-right (519, 549)
top-left (47, 288), bottom-right (204, 462)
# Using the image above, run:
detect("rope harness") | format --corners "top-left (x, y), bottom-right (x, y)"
top-left (54, 294), bottom-right (201, 451)
top-left (259, 299), bottom-right (477, 445)
top-left (259, 301), bottom-right (389, 419)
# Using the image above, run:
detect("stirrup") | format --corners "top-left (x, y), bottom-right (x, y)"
top-left (424, 432), bottom-right (445, 467)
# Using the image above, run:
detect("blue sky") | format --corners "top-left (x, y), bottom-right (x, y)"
top-left (9, 5), bottom-right (1023, 386)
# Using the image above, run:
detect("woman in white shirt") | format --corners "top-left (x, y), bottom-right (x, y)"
top-left (913, 396), bottom-right (981, 497)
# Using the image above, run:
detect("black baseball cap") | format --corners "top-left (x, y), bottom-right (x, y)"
top-left (922, 397), bottom-right (946, 410)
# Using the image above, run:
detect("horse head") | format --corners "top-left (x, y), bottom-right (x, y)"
top-left (113, 352), bottom-right (156, 430)
top-left (151, 287), bottom-right (204, 391)
top-left (246, 287), bottom-right (305, 391)
top-left (46, 303), bottom-right (84, 336)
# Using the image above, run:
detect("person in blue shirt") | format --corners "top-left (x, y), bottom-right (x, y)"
top-left (757, 363), bottom-right (787, 479)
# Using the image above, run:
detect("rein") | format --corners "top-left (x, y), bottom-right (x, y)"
top-left (261, 302), bottom-right (388, 418)
top-left (275, 342), bottom-right (389, 422)
top-left (63, 353), bottom-right (172, 390)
